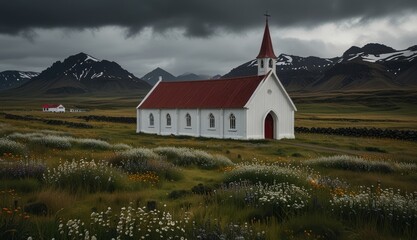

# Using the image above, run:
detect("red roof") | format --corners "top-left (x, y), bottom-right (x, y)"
top-left (139, 75), bottom-right (266, 109)
top-left (257, 20), bottom-right (277, 59)
top-left (42, 104), bottom-right (60, 108)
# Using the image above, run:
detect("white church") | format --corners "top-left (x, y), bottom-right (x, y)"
top-left (136, 19), bottom-right (297, 140)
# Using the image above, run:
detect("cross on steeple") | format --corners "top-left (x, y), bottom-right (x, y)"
top-left (264, 11), bottom-right (271, 23)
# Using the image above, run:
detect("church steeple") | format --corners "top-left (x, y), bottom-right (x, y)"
top-left (257, 13), bottom-right (277, 76)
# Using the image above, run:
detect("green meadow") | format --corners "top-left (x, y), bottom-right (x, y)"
top-left (0, 91), bottom-right (416, 240)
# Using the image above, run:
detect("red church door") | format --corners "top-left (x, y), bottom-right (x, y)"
top-left (264, 113), bottom-right (274, 139)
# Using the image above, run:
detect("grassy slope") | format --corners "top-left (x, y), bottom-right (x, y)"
top-left (0, 91), bottom-right (416, 239)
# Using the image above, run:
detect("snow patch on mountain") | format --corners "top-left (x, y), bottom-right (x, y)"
top-left (85, 55), bottom-right (99, 62)
top-left (91, 72), bottom-right (103, 79)
top-left (361, 50), bottom-right (417, 63)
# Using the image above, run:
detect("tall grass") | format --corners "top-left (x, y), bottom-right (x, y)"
top-left (43, 159), bottom-right (125, 193)
top-left (0, 160), bottom-right (46, 180)
top-left (0, 189), bottom-right (31, 240)
top-left (7, 131), bottom-right (130, 151)
top-left (154, 147), bottom-right (234, 169)
top-left (190, 220), bottom-right (266, 239)
top-left (112, 143), bottom-right (132, 150)
top-left (57, 202), bottom-right (191, 239)
top-left (109, 148), bottom-right (182, 181)
top-left (280, 214), bottom-right (344, 240)
top-left (224, 163), bottom-right (304, 185)
top-left (29, 135), bottom-right (72, 149)
top-left (215, 181), bottom-right (310, 220)
top-left (7, 132), bottom-right (45, 140)
top-left (72, 138), bottom-right (112, 150)
top-left (56, 202), bottom-right (265, 240)
top-left (111, 148), bottom-right (159, 163)
top-left (331, 185), bottom-right (417, 236)
top-left (35, 189), bottom-right (76, 214)
top-left (0, 138), bottom-right (26, 155)
top-left (8, 132), bottom-right (73, 149)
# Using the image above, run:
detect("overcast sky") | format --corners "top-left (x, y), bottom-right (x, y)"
top-left (0, 0), bottom-right (416, 77)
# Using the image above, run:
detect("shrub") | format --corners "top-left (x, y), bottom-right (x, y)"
top-left (257, 182), bottom-right (311, 219)
top-left (0, 160), bottom-right (46, 180)
top-left (217, 181), bottom-right (310, 220)
top-left (43, 159), bottom-right (124, 193)
top-left (306, 155), bottom-right (394, 173)
top-left (224, 163), bottom-right (304, 185)
top-left (168, 190), bottom-right (190, 199)
top-left (112, 143), bottom-right (132, 150)
top-left (154, 147), bottom-right (233, 169)
top-left (0, 138), bottom-right (26, 155)
top-left (7, 132), bottom-right (44, 140)
top-left (121, 159), bottom-right (182, 181)
top-left (331, 185), bottom-right (417, 235)
top-left (8, 131), bottom-right (131, 151)
top-left (110, 148), bottom-right (159, 164)
top-left (29, 135), bottom-right (72, 149)
top-left (7, 132), bottom-right (72, 149)
top-left (110, 148), bottom-right (181, 181)
top-left (191, 183), bottom-right (213, 195)
top-left (37, 129), bottom-right (70, 136)
top-left (72, 138), bottom-right (112, 150)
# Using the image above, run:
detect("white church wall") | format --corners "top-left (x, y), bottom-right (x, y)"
top-left (136, 108), bottom-right (140, 133)
top-left (200, 109), bottom-right (221, 137)
top-left (160, 109), bottom-right (178, 135)
top-left (138, 108), bottom-right (248, 139)
top-left (138, 109), bottom-right (160, 134)
top-left (177, 109), bottom-right (198, 136)
top-left (223, 109), bottom-right (247, 139)
top-left (246, 74), bottom-right (295, 139)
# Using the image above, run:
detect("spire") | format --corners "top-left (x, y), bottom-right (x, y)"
top-left (256, 13), bottom-right (277, 59)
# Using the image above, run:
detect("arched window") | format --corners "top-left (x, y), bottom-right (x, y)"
top-left (229, 114), bottom-right (236, 129)
top-left (260, 59), bottom-right (264, 68)
top-left (149, 113), bottom-right (154, 126)
top-left (166, 114), bottom-right (171, 126)
top-left (269, 59), bottom-right (273, 68)
top-left (185, 113), bottom-right (191, 127)
top-left (209, 113), bottom-right (215, 128)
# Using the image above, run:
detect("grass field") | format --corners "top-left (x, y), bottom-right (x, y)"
top-left (0, 91), bottom-right (416, 239)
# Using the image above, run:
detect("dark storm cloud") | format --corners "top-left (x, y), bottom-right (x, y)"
top-left (1, 0), bottom-right (417, 37)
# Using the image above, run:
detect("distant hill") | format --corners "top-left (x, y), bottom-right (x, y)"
top-left (307, 61), bottom-right (402, 92)
top-left (142, 68), bottom-right (216, 86)
top-left (0, 71), bottom-right (39, 91)
top-left (176, 73), bottom-right (207, 81)
top-left (141, 67), bottom-right (177, 86)
top-left (223, 43), bottom-right (417, 92)
top-left (9, 53), bottom-right (151, 95)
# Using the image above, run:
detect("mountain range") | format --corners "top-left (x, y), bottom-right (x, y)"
top-left (0, 43), bottom-right (416, 95)
top-left (223, 43), bottom-right (417, 92)
top-left (3, 53), bottom-right (151, 94)
top-left (0, 71), bottom-right (39, 91)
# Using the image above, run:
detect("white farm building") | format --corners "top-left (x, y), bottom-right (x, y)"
top-left (42, 104), bottom-right (65, 113)
top-left (136, 19), bottom-right (296, 140)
